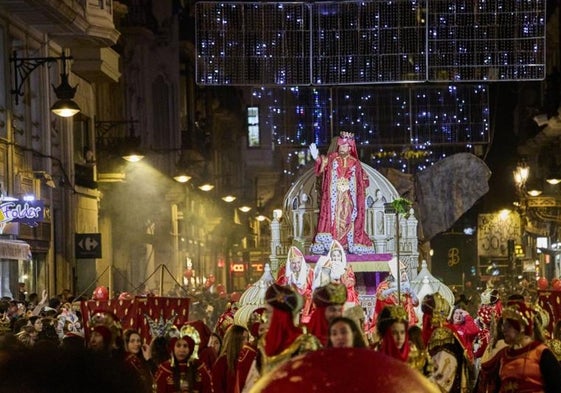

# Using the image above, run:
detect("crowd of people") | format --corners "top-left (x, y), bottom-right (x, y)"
top-left (2, 273), bottom-right (561, 393)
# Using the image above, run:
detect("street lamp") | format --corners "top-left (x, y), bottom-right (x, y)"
top-left (513, 161), bottom-right (529, 189)
top-left (11, 51), bottom-right (81, 117)
top-left (222, 195), bottom-right (237, 203)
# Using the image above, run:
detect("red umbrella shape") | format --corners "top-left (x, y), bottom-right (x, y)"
top-left (250, 348), bottom-right (439, 393)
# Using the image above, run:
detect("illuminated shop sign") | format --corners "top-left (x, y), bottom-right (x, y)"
top-left (0, 200), bottom-right (45, 226)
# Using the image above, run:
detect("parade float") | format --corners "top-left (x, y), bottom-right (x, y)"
top-left (265, 133), bottom-right (422, 319)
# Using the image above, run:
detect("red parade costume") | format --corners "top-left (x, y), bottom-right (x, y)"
top-left (498, 341), bottom-right (560, 393)
top-left (311, 133), bottom-right (374, 254)
top-left (154, 359), bottom-right (212, 393)
top-left (236, 343), bottom-right (259, 393)
top-left (276, 246), bottom-right (314, 322)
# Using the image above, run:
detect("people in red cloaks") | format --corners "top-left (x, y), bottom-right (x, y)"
top-left (496, 297), bottom-right (561, 393)
top-left (449, 306), bottom-right (480, 362)
top-left (211, 324), bottom-right (249, 393)
top-left (236, 307), bottom-right (267, 393)
top-left (259, 284), bottom-right (321, 374)
top-left (422, 293), bottom-right (474, 393)
top-left (375, 305), bottom-right (431, 376)
top-left (154, 324), bottom-right (213, 393)
top-left (307, 282), bottom-right (347, 346)
top-left (312, 240), bottom-right (359, 306)
top-left (187, 320), bottom-right (217, 371)
top-left (309, 131), bottom-right (374, 254)
top-left (276, 246), bottom-right (314, 322)
top-left (473, 288), bottom-right (502, 359)
top-left (371, 259), bottom-right (419, 330)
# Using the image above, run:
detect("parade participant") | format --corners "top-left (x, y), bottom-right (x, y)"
top-left (154, 324), bottom-right (213, 393)
top-left (375, 305), bottom-right (431, 375)
top-left (449, 305), bottom-right (480, 361)
top-left (371, 259), bottom-right (418, 329)
top-left (473, 318), bottom-right (507, 393)
top-left (474, 288), bottom-right (502, 359)
top-left (211, 325), bottom-right (249, 393)
top-left (309, 132), bottom-right (374, 254)
top-left (89, 325), bottom-right (113, 353)
top-left (88, 309), bottom-right (125, 359)
top-left (422, 293), bottom-right (474, 392)
top-left (276, 246), bottom-right (314, 322)
top-left (496, 298), bottom-right (561, 393)
top-left (327, 316), bottom-right (367, 348)
top-left (546, 319), bottom-right (561, 360)
top-left (236, 308), bottom-right (268, 393)
top-left (259, 283), bottom-right (321, 373)
top-left (123, 329), bottom-right (154, 393)
top-left (307, 282), bottom-right (347, 346)
top-left (312, 240), bottom-right (358, 305)
top-left (187, 320), bottom-right (218, 371)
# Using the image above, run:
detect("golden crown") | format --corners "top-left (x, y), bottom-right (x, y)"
top-left (339, 131), bottom-right (354, 139)
top-left (379, 305), bottom-right (408, 324)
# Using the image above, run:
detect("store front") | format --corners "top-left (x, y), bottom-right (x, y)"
top-left (0, 238), bottom-right (32, 299)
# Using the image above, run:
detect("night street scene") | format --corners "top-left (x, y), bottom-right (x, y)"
top-left (0, 1), bottom-right (560, 392)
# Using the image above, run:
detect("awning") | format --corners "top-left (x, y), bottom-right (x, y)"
top-left (0, 239), bottom-right (32, 260)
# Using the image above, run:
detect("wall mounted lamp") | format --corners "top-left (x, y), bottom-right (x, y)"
top-left (11, 51), bottom-right (80, 117)
top-left (95, 120), bottom-right (144, 162)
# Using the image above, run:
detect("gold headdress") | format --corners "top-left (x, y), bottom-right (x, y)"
top-left (313, 283), bottom-right (347, 307)
top-left (376, 305), bottom-right (408, 336)
top-left (169, 323), bottom-right (201, 365)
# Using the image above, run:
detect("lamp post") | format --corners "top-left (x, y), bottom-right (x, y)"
top-left (384, 198), bottom-right (412, 305)
top-left (513, 160), bottom-right (530, 287)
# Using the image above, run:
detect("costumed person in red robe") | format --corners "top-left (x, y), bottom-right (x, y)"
top-left (259, 284), bottom-right (321, 374)
top-left (154, 324), bottom-right (213, 393)
top-left (187, 320), bottom-right (218, 371)
top-left (307, 282), bottom-right (347, 346)
top-left (309, 131), bottom-right (374, 254)
top-left (236, 308), bottom-right (267, 393)
top-left (421, 293), bottom-right (474, 393)
top-left (276, 246), bottom-right (314, 323)
top-left (312, 240), bottom-right (359, 306)
top-left (123, 329), bottom-right (154, 393)
top-left (375, 305), bottom-right (432, 376)
top-left (449, 306), bottom-right (480, 361)
top-left (496, 296), bottom-right (561, 393)
top-left (211, 324), bottom-right (249, 393)
top-left (371, 259), bottom-right (418, 330)
top-left (474, 288), bottom-right (502, 359)
top-left (473, 317), bottom-right (508, 393)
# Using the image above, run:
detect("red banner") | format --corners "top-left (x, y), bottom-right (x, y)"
top-left (80, 296), bottom-right (190, 343)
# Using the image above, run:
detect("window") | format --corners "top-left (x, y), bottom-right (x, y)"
top-left (247, 106), bottom-right (260, 147)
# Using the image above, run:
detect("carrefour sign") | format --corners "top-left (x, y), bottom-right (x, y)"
top-left (0, 201), bottom-right (45, 227)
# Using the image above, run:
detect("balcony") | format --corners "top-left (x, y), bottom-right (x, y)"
top-left (1, 0), bottom-right (120, 47)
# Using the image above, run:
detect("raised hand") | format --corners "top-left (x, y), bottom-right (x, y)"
top-left (309, 143), bottom-right (319, 160)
